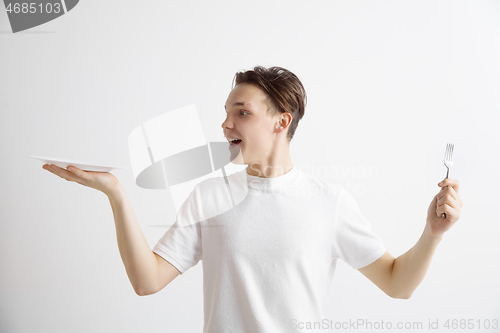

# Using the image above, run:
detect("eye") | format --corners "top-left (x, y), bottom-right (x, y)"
top-left (224, 110), bottom-right (248, 118)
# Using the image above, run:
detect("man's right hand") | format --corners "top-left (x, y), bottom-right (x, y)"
top-left (43, 163), bottom-right (181, 295)
top-left (42, 164), bottom-right (120, 197)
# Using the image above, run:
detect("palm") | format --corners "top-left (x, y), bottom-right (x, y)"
top-left (43, 164), bottom-right (119, 195)
top-left (84, 170), bottom-right (118, 191)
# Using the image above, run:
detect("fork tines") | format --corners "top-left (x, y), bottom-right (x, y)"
top-left (445, 143), bottom-right (454, 162)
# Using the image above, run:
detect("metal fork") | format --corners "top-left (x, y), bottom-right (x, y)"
top-left (441, 143), bottom-right (454, 218)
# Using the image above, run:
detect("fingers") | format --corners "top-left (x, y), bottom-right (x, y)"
top-left (436, 200), bottom-right (459, 220)
top-left (438, 180), bottom-right (463, 208)
top-left (439, 178), bottom-right (460, 194)
top-left (66, 165), bottom-right (88, 180)
top-left (43, 164), bottom-right (83, 184)
top-left (437, 192), bottom-right (461, 211)
top-left (435, 184), bottom-right (462, 222)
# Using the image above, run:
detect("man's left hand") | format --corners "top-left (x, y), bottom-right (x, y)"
top-left (426, 178), bottom-right (463, 239)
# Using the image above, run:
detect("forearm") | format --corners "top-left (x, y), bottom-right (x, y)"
top-left (390, 225), bottom-right (443, 298)
top-left (107, 183), bottom-right (158, 295)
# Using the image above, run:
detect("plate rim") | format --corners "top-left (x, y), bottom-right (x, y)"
top-left (29, 155), bottom-right (127, 169)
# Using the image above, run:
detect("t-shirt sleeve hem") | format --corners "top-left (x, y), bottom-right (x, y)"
top-left (152, 247), bottom-right (188, 274)
top-left (350, 246), bottom-right (388, 270)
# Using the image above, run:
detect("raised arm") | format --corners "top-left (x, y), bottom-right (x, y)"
top-left (358, 178), bottom-right (462, 299)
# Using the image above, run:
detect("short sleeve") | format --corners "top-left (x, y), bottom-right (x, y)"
top-left (332, 187), bottom-right (386, 269)
top-left (153, 185), bottom-right (203, 274)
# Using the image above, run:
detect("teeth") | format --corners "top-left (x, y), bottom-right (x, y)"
top-left (229, 138), bottom-right (241, 142)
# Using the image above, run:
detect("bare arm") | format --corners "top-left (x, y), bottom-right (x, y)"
top-left (43, 164), bottom-right (181, 296)
top-left (391, 227), bottom-right (442, 297)
top-left (108, 184), bottom-right (181, 296)
top-left (359, 179), bottom-right (462, 299)
top-left (358, 228), bottom-right (442, 299)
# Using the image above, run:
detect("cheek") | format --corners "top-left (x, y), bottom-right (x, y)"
top-left (242, 122), bottom-right (273, 144)
top-left (248, 135), bottom-right (269, 148)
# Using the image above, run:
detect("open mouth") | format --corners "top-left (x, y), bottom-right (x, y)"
top-left (229, 139), bottom-right (242, 146)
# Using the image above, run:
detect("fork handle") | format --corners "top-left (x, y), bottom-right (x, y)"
top-left (441, 172), bottom-right (449, 218)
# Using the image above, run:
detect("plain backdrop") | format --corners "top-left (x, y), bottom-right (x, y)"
top-left (1, 1), bottom-right (499, 332)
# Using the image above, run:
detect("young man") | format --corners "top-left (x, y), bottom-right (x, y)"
top-left (43, 66), bottom-right (463, 333)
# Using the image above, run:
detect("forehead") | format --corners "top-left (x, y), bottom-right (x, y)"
top-left (224, 83), bottom-right (268, 109)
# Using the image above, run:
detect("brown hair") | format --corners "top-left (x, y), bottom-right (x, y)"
top-left (232, 66), bottom-right (307, 142)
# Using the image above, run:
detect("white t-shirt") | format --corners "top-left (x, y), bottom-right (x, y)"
top-left (153, 166), bottom-right (386, 332)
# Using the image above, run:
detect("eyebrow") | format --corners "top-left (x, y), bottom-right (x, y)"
top-left (224, 102), bottom-right (252, 110)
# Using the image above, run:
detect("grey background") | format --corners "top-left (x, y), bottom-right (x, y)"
top-left (1, 0), bottom-right (499, 332)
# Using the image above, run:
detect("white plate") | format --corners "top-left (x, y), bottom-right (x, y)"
top-left (29, 155), bottom-right (127, 172)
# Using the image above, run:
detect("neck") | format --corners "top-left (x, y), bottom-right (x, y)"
top-left (246, 154), bottom-right (294, 178)
top-left (244, 136), bottom-right (295, 178)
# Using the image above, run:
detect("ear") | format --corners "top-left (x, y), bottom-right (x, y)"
top-left (276, 112), bottom-right (293, 130)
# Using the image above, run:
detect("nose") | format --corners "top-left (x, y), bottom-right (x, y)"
top-left (221, 113), bottom-right (233, 130)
